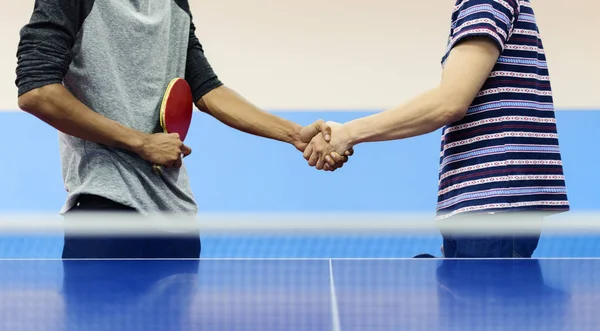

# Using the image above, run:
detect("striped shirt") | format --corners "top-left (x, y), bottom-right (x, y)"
top-left (437, 0), bottom-right (569, 219)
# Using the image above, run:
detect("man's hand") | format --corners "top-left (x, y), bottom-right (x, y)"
top-left (135, 133), bottom-right (192, 169)
top-left (303, 121), bottom-right (354, 171)
top-left (294, 119), bottom-right (331, 152)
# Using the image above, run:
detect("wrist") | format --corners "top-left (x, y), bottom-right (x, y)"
top-left (339, 122), bottom-right (360, 148)
top-left (288, 123), bottom-right (303, 146)
top-left (119, 129), bottom-right (148, 154)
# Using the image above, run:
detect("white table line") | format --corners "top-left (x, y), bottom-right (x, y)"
top-left (329, 259), bottom-right (342, 331)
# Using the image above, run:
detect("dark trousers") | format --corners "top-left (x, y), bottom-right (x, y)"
top-left (441, 213), bottom-right (542, 258)
top-left (62, 194), bottom-right (201, 259)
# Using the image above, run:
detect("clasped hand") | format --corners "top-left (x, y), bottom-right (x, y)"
top-left (297, 120), bottom-right (353, 171)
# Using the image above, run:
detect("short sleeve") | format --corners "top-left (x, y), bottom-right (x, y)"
top-left (174, 0), bottom-right (223, 104)
top-left (447, 0), bottom-right (520, 53)
top-left (185, 21), bottom-right (224, 103)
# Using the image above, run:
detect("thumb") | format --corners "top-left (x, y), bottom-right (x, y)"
top-left (181, 144), bottom-right (192, 157)
top-left (313, 120), bottom-right (331, 142)
top-left (318, 120), bottom-right (332, 142)
top-left (299, 119), bottom-right (327, 143)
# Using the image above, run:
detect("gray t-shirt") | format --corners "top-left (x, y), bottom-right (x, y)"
top-left (16, 0), bottom-right (223, 214)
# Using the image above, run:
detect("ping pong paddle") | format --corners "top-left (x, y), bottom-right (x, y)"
top-left (152, 78), bottom-right (194, 175)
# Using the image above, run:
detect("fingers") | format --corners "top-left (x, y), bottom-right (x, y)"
top-left (324, 152), bottom-right (346, 171)
top-left (329, 152), bottom-right (347, 164)
top-left (175, 144), bottom-right (190, 167)
top-left (303, 144), bottom-right (313, 161)
top-left (324, 155), bottom-right (336, 168)
top-left (316, 119), bottom-right (331, 142)
top-left (143, 132), bottom-right (192, 173)
top-left (324, 160), bottom-right (343, 172)
top-left (304, 143), bottom-right (322, 167)
top-left (164, 159), bottom-right (178, 168)
top-left (324, 152), bottom-right (348, 170)
top-left (168, 142), bottom-right (188, 168)
top-left (324, 150), bottom-right (352, 171)
top-left (345, 148), bottom-right (354, 156)
top-left (300, 128), bottom-right (351, 171)
top-left (181, 144), bottom-right (192, 157)
top-left (174, 156), bottom-right (183, 168)
top-left (315, 153), bottom-right (327, 170)
top-left (307, 149), bottom-right (319, 167)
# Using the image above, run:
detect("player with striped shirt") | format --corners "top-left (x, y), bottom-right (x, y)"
top-left (304, 0), bottom-right (569, 258)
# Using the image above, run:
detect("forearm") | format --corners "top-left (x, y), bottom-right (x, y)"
top-left (343, 87), bottom-right (466, 145)
top-left (198, 86), bottom-right (302, 145)
top-left (18, 84), bottom-right (147, 152)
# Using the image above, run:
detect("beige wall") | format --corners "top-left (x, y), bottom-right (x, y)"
top-left (1, 0), bottom-right (597, 111)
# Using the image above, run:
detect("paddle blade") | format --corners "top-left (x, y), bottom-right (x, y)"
top-left (160, 78), bottom-right (194, 141)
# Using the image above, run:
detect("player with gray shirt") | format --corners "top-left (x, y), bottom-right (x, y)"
top-left (16, 0), bottom-right (349, 259)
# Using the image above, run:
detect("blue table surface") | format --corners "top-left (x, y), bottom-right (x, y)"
top-left (0, 258), bottom-right (597, 331)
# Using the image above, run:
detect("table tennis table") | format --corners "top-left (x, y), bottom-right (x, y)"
top-left (0, 258), bottom-right (596, 331)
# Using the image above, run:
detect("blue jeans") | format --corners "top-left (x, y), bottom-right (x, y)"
top-left (441, 213), bottom-right (542, 258)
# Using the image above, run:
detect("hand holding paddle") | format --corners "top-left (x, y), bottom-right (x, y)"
top-left (151, 78), bottom-right (194, 175)
top-left (136, 133), bottom-right (191, 169)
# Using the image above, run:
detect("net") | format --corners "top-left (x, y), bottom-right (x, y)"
top-left (0, 211), bottom-right (598, 331)
top-left (0, 211), bottom-right (598, 258)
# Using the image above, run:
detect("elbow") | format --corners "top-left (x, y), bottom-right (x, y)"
top-left (443, 104), bottom-right (468, 124)
top-left (436, 90), bottom-right (469, 125)
top-left (435, 86), bottom-right (471, 125)
top-left (18, 88), bottom-right (45, 115)
top-left (18, 85), bottom-right (59, 119)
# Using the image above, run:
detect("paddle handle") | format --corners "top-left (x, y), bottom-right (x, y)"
top-left (152, 164), bottom-right (164, 175)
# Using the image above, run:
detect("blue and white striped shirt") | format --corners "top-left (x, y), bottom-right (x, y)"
top-left (437, 0), bottom-right (569, 219)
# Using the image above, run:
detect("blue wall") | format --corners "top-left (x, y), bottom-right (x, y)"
top-left (0, 110), bottom-right (598, 258)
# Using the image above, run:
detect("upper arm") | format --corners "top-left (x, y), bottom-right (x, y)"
top-left (439, 0), bottom-right (520, 111)
top-left (186, 21), bottom-right (224, 106)
top-left (175, 0), bottom-right (223, 105)
top-left (440, 38), bottom-right (500, 111)
top-left (16, 0), bottom-right (93, 98)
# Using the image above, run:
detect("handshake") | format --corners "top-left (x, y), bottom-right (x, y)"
top-left (137, 119), bottom-right (355, 172)
top-left (295, 119), bottom-right (354, 172)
